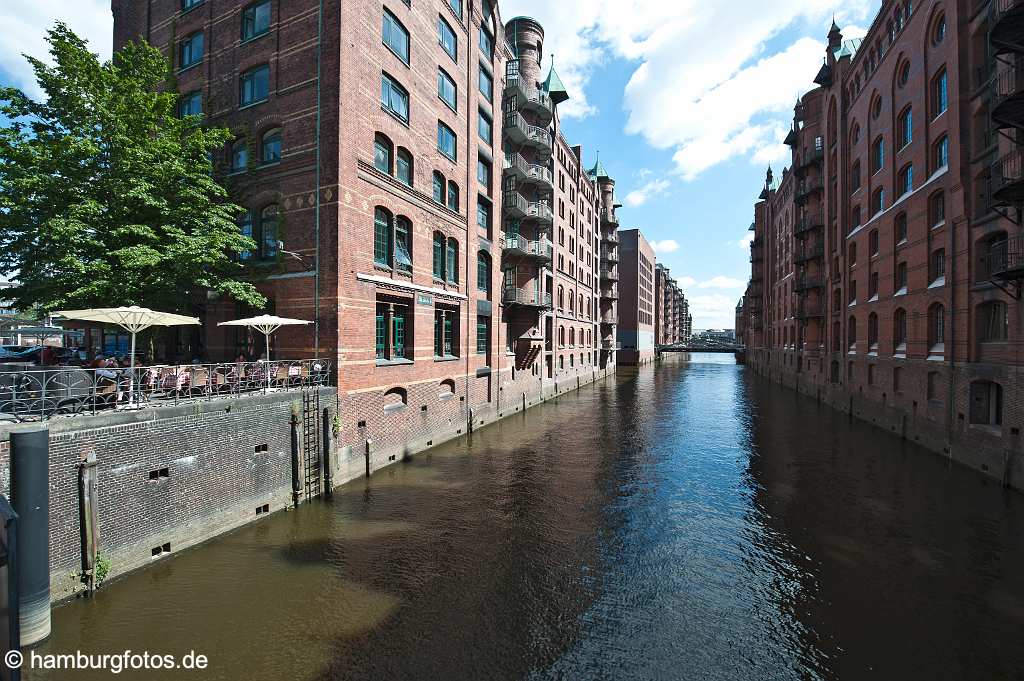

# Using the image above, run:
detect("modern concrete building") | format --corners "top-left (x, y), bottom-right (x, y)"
top-left (111, 1), bottom-right (621, 466)
top-left (740, 0), bottom-right (1024, 486)
top-left (617, 228), bottom-right (656, 364)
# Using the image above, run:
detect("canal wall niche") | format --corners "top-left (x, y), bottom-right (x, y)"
top-left (746, 351), bottom-right (1024, 492)
top-left (0, 388), bottom-right (335, 602)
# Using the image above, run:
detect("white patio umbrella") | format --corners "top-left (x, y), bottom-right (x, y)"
top-left (217, 315), bottom-right (312, 392)
top-left (54, 306), bottom-right (200, 402)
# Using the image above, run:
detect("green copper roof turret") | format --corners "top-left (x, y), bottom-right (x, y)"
top-left (543, 65), bottom-right (569, 105)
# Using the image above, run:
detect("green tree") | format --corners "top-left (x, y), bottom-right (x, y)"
top-left (0, 23), bottom-right (265, 315)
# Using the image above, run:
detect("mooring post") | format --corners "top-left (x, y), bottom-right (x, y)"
top-left (10, 428), bottom-right (50, 648)
top-left (77, 452), bottom-right (99, 596)
top-left (290, 414), bottom-right (301, 506)
top-left (364, 439), bottom-right (372, 478)
top-left (321, 407), bottom-right (332, 498)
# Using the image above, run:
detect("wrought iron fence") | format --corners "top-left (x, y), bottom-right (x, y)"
top-left (0, 359), bottom-right (332, 423)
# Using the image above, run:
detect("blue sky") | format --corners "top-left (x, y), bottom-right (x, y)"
top-left (0, 0), bottom-right (880, 328)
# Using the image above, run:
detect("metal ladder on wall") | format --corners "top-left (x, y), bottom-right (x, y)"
top-left (302, 390), bottom-right (321, 500)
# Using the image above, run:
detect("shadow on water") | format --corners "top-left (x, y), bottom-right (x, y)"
top-left (28, 354), bottom-right (1024, 680)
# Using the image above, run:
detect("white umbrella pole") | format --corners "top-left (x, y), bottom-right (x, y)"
top-left (129, 330), bottom-right (137, 406)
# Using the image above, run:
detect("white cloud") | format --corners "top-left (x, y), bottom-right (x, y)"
top-left (0, 1), bottom-right (112, 99)
top-left (738, 232), bottom-right (755, 249)
top-left (624, 178), bottom-right (670, 207)
top-left (648, 239), bottom-right (679, 254)
top-left (679, 276), bottom-right (697, 288)
top-left (697, 276), bottom-right (745, 289)
top-left (506, 0), bottom-right (874, 174)
top-left (687, 293), bottom-right (741, 329)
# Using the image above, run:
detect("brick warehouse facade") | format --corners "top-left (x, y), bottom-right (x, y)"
top-left (654, 263), bottom-right (691, 346)
top-left (617, 228), bottom-right (657, 365)
top-left (738, 0), bottom-right (1024, 490)
top-left (110, 1), bottom-right (624, 473)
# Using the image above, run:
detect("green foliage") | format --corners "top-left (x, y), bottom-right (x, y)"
top-left (0, 23), bottom-right (265, 314)
top-left (95, 553), bottom-right (111, 583)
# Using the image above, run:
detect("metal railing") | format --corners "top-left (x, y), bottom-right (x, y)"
top-left (503, 234), bottom-right (554, 260)
top-left (991, 148), bottom-right (1023, 201)
top-left (502, 287), bottom-right (552, 308)
top-left (504, 112), bottom-right (551, 150)
top-left (989, 234), bottom-right (1024, 278)
top-left (0, 359), bottom-right (333, 423)
top-left (600, 284), bottom-right (619, 299)
top-left (600, 266), bottom-right (619, 281)
top-left (601, 228), bottom-right (619, 243)
top-left (600, 208), bottom-right (619, 225)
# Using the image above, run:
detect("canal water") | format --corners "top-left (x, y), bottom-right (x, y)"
top-left (28, 354), bottom-right (1024, 680)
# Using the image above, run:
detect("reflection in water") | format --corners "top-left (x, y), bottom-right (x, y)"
top-left (30, 355), bottom-right (1024, 680)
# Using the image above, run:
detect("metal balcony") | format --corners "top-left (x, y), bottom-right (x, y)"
top-left (600, 284), bottom-right (619, 300)
top-left (504, 111), bottom-right (552, 152)
top-left (600, 340), bottom-right (622, 350)
top-left (795, 214), bottom-right (824, 236)
top-left (599, 310), bottom-right (617, 324)
top-left (525, 200), bottom-right (553, 225)
top-left (601, 229), bottom-right (619, 244)
top-left (600, 266), bottom-right (619, 282)
top-left (991, 148), bottom-right (1024, 204)
top-left (795, 241), bottom-right (825, 263)
top-left (504, 74), bottom-right (554, 125)
top-left (502, 287), bottom-right (552, 309)
top-left (601, 248), bottom-right (619, 264)
top-left (503, 152), bottom-right (554, 189)
top-left (795, 176), bottom-right (823, 204)
top-left (797, 146), bottom-right (824, 171)
top-left (795, 302), bottom-right (824, 320)
top-left (600, 207), bottom-right (619, 225)
top-left (989, 234), bottom-right (1024, 280)
top-left (503, 234), bottom-right (553, 262)
top-left (992, 56), bottom-right (1024, 130)
top-left (503, 192), bottom-right (529, 218)
top-left (794, 276), bottom-right (824, 292)
top-left (750, 247), bottom-right (764, 263)
top-left (991, 0), bottom-right (1024, 56)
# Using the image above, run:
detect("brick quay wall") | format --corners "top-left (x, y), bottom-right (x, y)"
top-left (746, 351), bottom-right (1024, 493)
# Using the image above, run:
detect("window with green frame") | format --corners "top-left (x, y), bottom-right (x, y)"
top-left (376, 301), bottom-right (411, 361)
top-left (433, 232), bottom-right (446, 279)
top-left (446, 238), bottom-right (459, 283)
top-left (434, 307), bottom-right (459, 357)
top-left (433, 171), bottom-right (445, 204)
top-left (374, 207), bottom-right (393, 266)
top-left (477, 251), bottom-right (490, 293)
top-left (476, 315), bottom-right (490, 355)
top-left (438, 122), bottom-right (457, 161)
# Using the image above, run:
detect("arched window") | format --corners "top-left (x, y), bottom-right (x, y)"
top-left (931, 68), bottom-right (948, 118)
top-left (477, 251), bottom-right (490, 294)
top-left (978, 301), bottom-right (1008, 342)
top-left (557, 285), bottom-right (564, 309)
top-left (374, 207), bottom-right (393, 267)
top-left (261, 128), bottom-right (282, 165)
top-left (374, 133), bottom-right (393, 175)
top-left (382, 9), bottom-right (410, 64)
top-left (868, 312), bottom-right (879, 350)
top-left (259, 205), bottom-right (278, 259)
top-left (568, 294), bottom-right (574, 314)
top-left (447, 181), bottom-right (460, 212)
top-left (929, 190), bottom-right (945, 227)
top-left (395, 216), bottom-right (412, 273)
top-left (894, 308), bottom-right (908, 353)
top-left (445, 237), bottom-right (459, 283)
top-left (439, 378), bottom-right (456, 397)
top-left (231, 139), bottom-right (248, 172)
top-left (848, 316), bottom-right (857, 351)
top-left (396, 148), bottom-right (413, 186)
top-left (928, 304), bottom-right (945, 353)
top-left (569, 328), bottom-right (575, 347)
top-left (433, 232), bottom-right (445, 279)
top-left (432, 171), bottom-right (445, 204)
top-left (579, 294), bottom-right (584, 316)
top-left (558, 326), bottom-right (565, 347)
top-left (932, 13), bottom-right (946, 45)
top-left (969, 380), bottom-right (1003, 426)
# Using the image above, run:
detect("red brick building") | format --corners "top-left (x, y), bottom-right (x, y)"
top-left (617, 228), bottom-right (656, 365)
top-left (740, 0), bottom-right (1024, 489)
top-left (654, 264), bottom-right (690, 345)
top-left (111, 1), bottom-right (620, 470)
